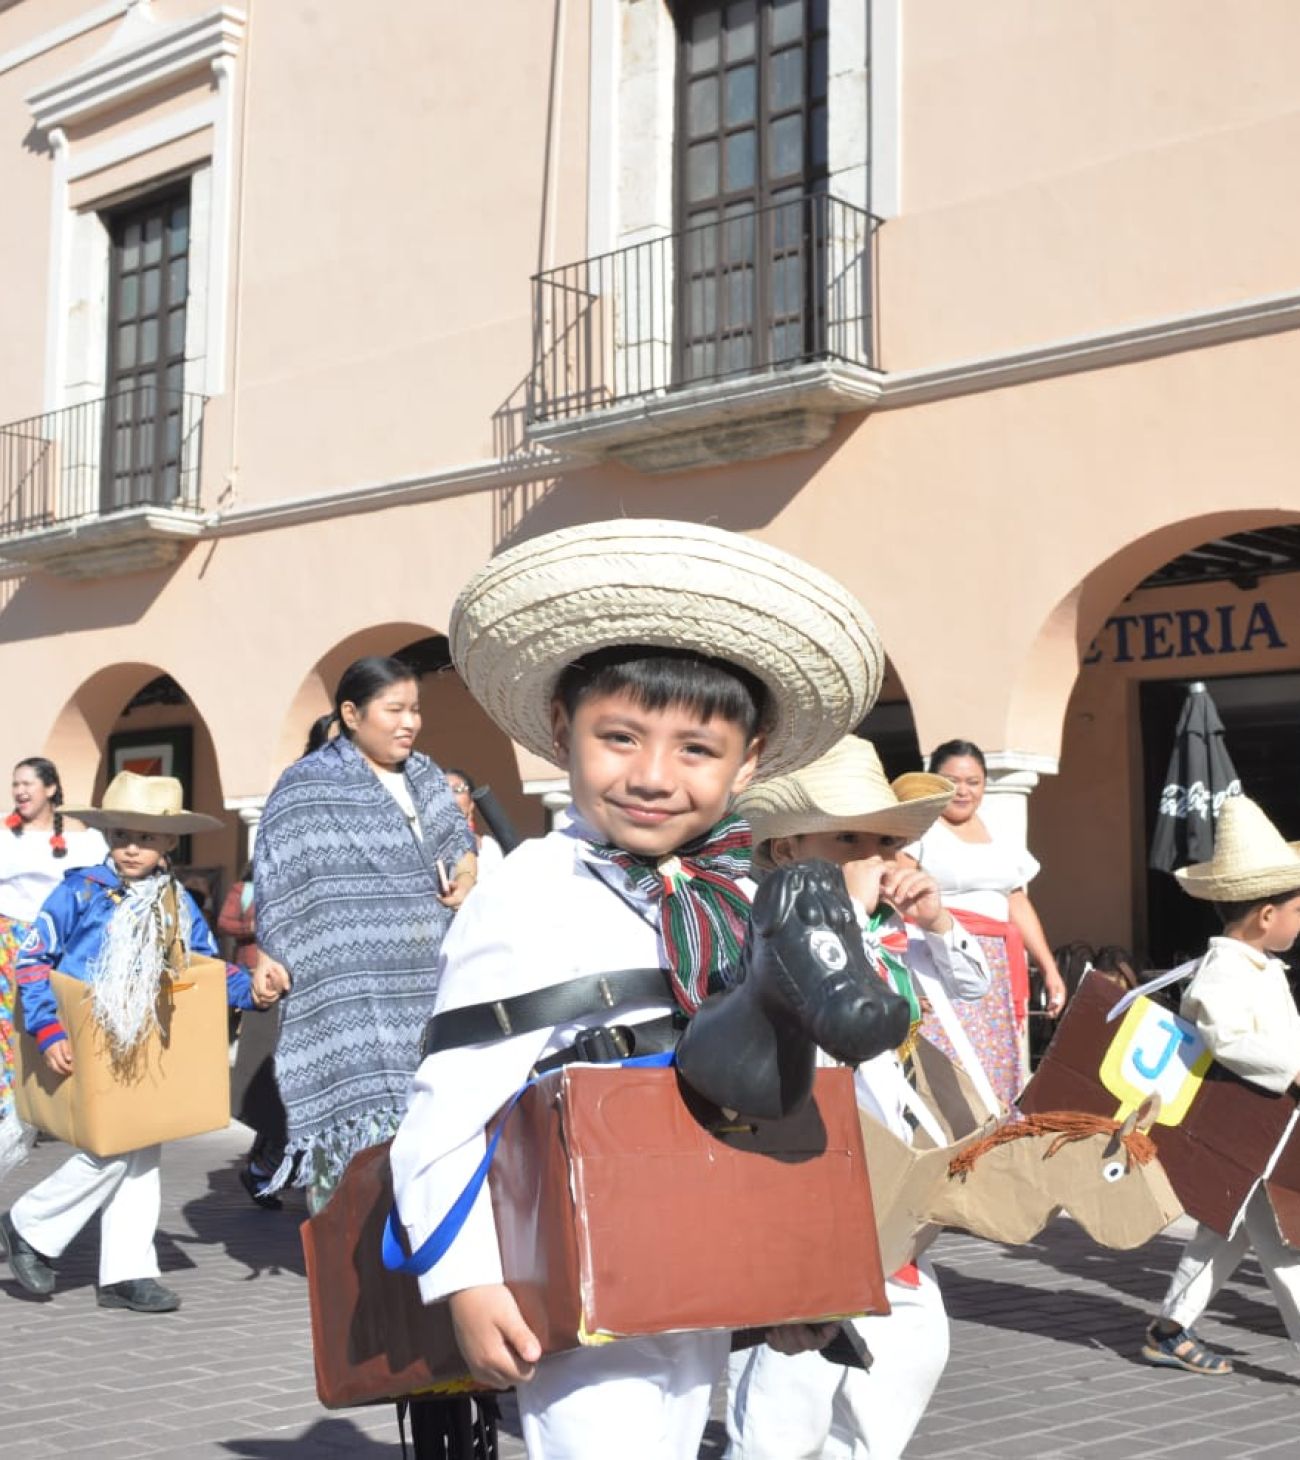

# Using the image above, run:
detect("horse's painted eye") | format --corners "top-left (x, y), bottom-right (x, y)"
top-left (809, 929), bottom-right (848, 971)
top-left (1102, 1159), bottom-right (1126, 1183)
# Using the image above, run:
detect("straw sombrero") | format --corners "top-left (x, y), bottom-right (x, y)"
top-left (736, 736), bottom-right (954, 868)
top-left (1174, 795), bottom-right (1300, 902)
top-left (65, 771), bottom-right (224, 835)
top-left (450, 519), bottom-right (884, 779)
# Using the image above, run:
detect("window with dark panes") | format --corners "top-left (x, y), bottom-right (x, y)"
top-left (103, 184), bottom-right (191, 511)
top-left (675, 0), bottom-right (828, 383)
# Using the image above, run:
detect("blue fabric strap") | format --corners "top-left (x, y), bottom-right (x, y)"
top-left (382, 1050), bottom-right (675, 1276)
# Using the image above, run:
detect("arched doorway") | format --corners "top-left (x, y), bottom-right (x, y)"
top-left (45, 664), bottom-right (237, 922)
top-left (1023, 515), bottom-right (1300, 966)
top-left (856, 656), bottom-right (922, 777)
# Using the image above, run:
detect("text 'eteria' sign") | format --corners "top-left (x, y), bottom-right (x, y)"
top-left (1084, 600), bottom-right (1284, 666)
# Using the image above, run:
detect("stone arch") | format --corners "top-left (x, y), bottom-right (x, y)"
top-left (271, 620), bottom-right (444, 776)
top-left (42, 663), bottom-right (218, 802)
top-left (1005, 509), bottom-right (1300, 765)
top-left (41, 662), bottom-right (240, 889)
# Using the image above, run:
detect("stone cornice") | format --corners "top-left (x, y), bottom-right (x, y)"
top-left (26, 4), bottom-right (246, 134)
top-left (877, 289), bottom-right (1300, 410)
top-left (2, 284), bottom-right (1299, 580)
top-left (0, 504), bottom-right (206, 579)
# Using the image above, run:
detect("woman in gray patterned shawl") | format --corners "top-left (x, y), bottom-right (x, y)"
top-left (254, 656), bottom-right (476, 1209)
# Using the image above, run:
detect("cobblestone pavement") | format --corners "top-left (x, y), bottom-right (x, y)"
top-left (1, 1124), bottom-right (1296, 1458)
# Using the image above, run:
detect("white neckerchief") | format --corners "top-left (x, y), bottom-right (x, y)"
top-left (89, 871), bottom-right (191, 1062)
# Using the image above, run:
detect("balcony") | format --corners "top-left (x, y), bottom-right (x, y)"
top-left (0, 388), bottom-right (207, 578)
top-left (527, 192), bottom-right (883, 472)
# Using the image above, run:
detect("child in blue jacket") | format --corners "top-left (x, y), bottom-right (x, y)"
top-left (0, 772), bottom-right (274, 1313)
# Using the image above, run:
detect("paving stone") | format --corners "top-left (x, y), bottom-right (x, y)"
top-left (5, 1126), bottom-right (1300, 1457)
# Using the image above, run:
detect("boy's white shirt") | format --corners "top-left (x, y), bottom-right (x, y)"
top-left (1180, 935), bottom-right (1300, 1095)
top-left (390, 823), bottom-right (755, 1304)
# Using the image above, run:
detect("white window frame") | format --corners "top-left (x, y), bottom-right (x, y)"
top-left (586, 0), bottom-right (889, 258)
top-left (26, 5), bottom-right (246, 412)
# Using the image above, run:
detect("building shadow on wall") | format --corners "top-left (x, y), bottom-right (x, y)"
top-left (490, 408), bottom-right (868, 556)
top-left (491, 368), bottom-right (563, 547)
top-left (0, 551), bottom-right (189, 641)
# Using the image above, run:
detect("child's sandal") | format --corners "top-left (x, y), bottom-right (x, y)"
top-left (1141, 1322), bottom-right (1233, 1375)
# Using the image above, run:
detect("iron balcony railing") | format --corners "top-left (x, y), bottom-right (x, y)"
top-left (529, 191), bottom-right (880, 426)
top-left (0, 387), bottom-right (205, 540)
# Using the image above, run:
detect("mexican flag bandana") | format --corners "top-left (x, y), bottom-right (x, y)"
top-left (586, 814), bottom-right (753, 1015)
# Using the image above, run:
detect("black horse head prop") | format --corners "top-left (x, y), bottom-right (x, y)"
top-left (675, 860), bottom-right (912, 1121)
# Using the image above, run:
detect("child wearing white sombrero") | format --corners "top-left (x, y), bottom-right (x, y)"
top-left (0, 773), bottom-right (276, 1314)
top-left (1141, 795), bottom-right (1300, 1376)
top-left (389, 519), bottom-right (883, 1460)
top-left (726, 735), bottom-right (991, 1460)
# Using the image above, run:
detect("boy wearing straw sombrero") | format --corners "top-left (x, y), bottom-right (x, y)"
top-left (389, 519), bottom-right (883, 1459)
top-left (1141, 795), bottom-right (1300, 1376)
top-left (727, 735), bottom-right (990, 1460)
top-left (0, 772), bottom-right (277, 1314)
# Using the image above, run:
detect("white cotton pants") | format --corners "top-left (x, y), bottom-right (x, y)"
top-left (518, 1330), bottom-right (730, 1459)
top-left (725, 1258), bottom-right (948, 1460)
top-left (1161, 1186), bottom-right (1300, 1349)
top-left (11, 1144), bottom-right (161, 1286)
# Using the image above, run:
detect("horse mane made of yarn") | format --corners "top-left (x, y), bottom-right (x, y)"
top-left (947, 1111), bottom-right (1158, 1181)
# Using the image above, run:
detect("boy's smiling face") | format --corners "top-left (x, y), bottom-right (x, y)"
top-left (551, 687), bottom-right (762, 858)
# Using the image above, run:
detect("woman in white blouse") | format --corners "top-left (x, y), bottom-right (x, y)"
top-left (904, 740), bottom-right (1067, 1107)
top-left (0, 757), bottom-right (107, 1169)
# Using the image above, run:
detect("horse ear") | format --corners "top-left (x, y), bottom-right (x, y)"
top-left (1119, 1094), bottom-right (1162, 1138)
top-left (1134, 1092), bottom-right (1162, 1132)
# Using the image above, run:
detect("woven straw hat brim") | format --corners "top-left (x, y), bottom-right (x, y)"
top-left (739, 752), bottom-right (954, 867)
top-left (451, 520), bottom-right (884, 779)
top-left (65, 806), bottom-right (224, 835)
top-left (746, 792), bottom-right (953, 869)
top-left (1174, 844), bottom-right (1300, 902)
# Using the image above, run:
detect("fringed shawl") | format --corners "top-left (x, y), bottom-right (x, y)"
top-left (254, 737), bottom-right (473, 1190)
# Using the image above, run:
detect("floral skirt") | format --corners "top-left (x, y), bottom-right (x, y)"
top-left (0, 914), bottom-right (29, 1105)
top-left (920, 932), bottom-right (1025, 1109)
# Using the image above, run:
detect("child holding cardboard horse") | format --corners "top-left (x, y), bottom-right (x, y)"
top-left (726, 735), bottom-right (990, 1460)
top-left (0, 772), bottom-right (278, 1313)
top-left (1142, 795), bottom-right (1300, 1375)
top-left (388, 519), bottom-right (904, 1459)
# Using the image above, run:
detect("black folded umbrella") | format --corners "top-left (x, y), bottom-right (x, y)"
top-left (1149, 681), bottom-right (1242, 872)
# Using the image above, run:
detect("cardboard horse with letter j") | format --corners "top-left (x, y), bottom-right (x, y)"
top-left (1022, 969), bottom-right (1300, 1244)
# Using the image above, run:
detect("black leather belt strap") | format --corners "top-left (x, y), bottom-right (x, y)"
top-left (531, 1013), bottom-right (684, 1076)
top-left (420, 967), bottom-right (673, 1059)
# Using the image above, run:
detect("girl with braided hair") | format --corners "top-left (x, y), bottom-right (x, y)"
top-left (0, 759), bottom-right (107, 1178)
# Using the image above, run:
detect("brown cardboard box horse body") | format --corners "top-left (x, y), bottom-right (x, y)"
top-left (1022, 970), bottom-right (1298, 1242)
top-left (13, 960), bottom-right (231, 1158)
top-left (303, 1064), bottom-right (887, 1408)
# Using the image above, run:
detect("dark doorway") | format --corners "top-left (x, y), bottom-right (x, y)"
top-left (103, 183), bottom-right (193, 512)
top-left (1141, 670), bottom-right (1300, 967)
top-left (857, 700), bottom-right (923, 781)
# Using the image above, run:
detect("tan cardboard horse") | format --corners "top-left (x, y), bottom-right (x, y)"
top-left (862, 1038), bottom-right (1182, 1274)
